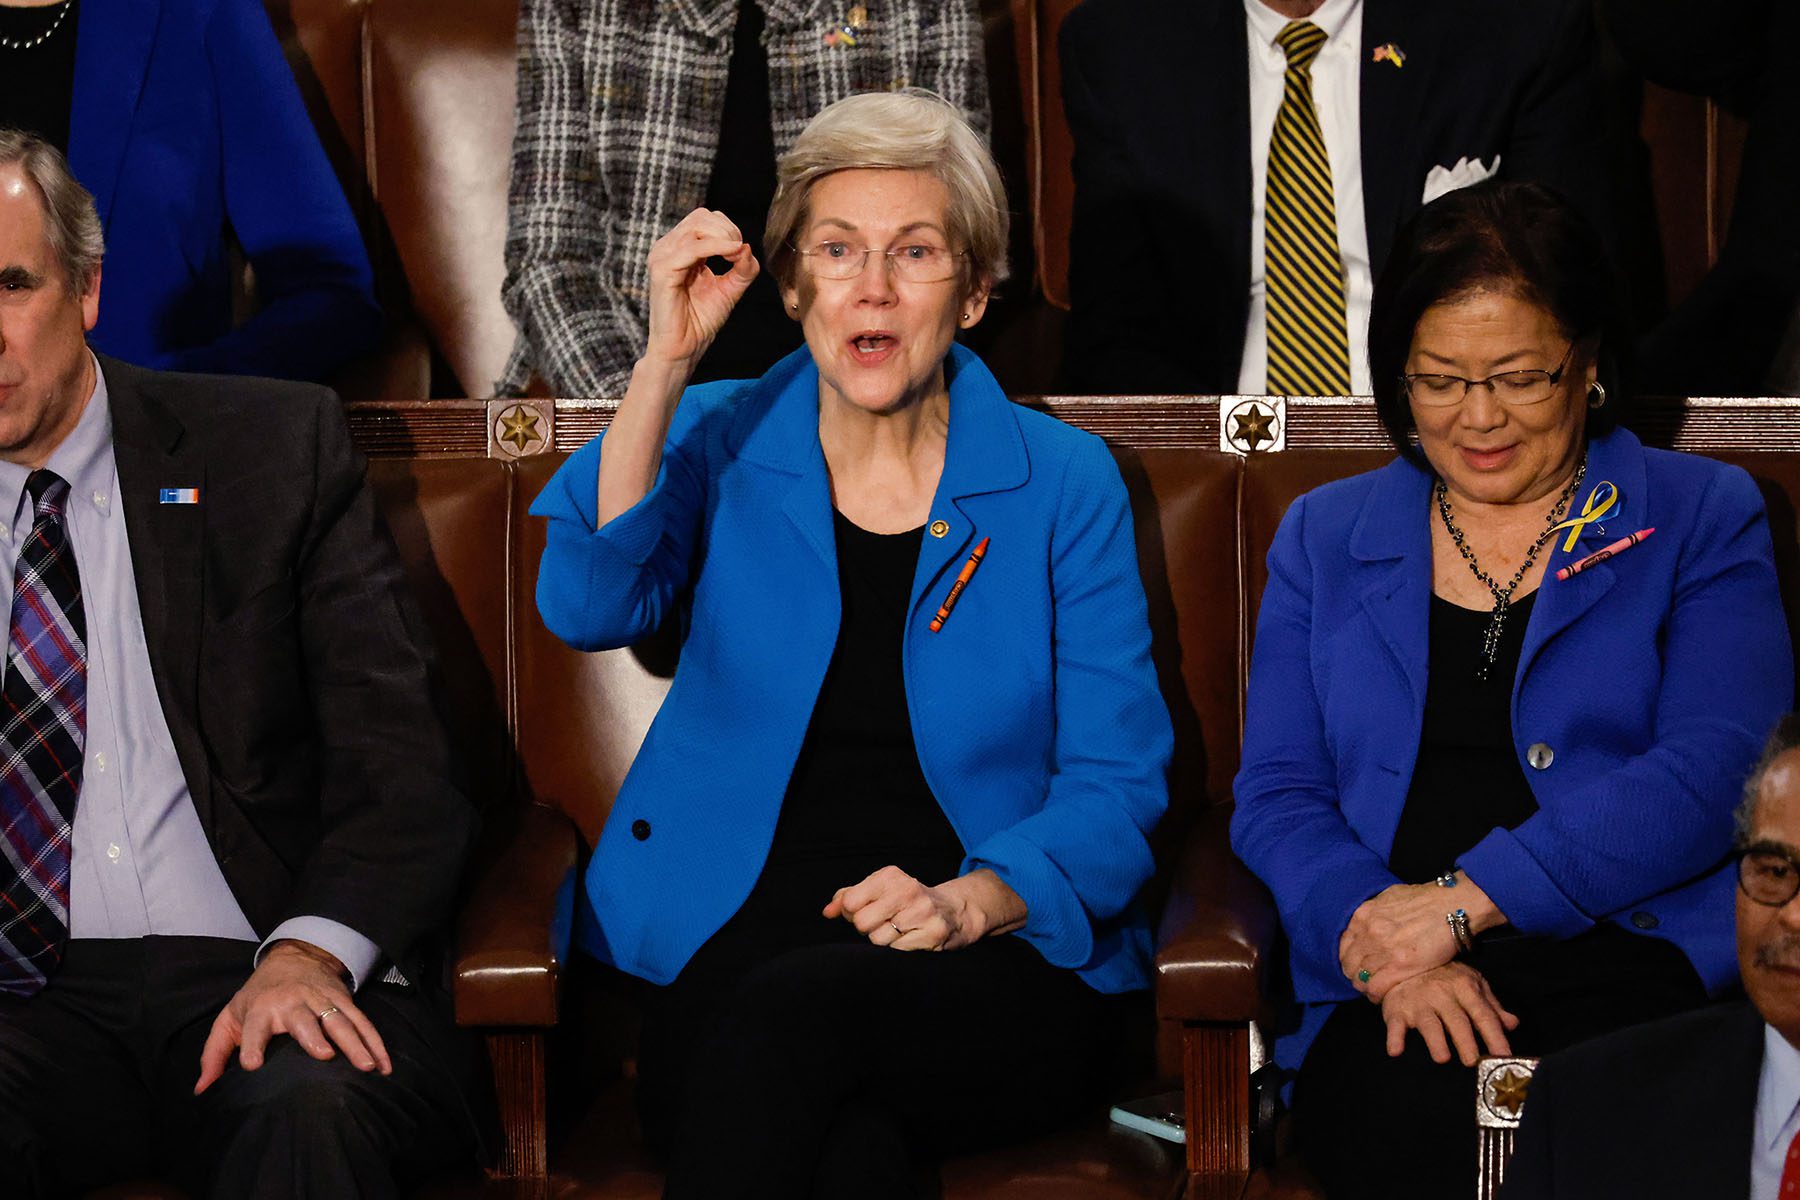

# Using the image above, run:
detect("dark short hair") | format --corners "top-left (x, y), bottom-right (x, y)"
top-left (1737, 714), bottom-right (1800, 843)
top-left (1367, 180), bottom-right (1626, 463)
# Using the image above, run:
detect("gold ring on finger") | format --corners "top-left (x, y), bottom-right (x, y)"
top-left (317, 1006), bottom-right (341, 1021)
top-left (889, 922), bottom-right (905, 937)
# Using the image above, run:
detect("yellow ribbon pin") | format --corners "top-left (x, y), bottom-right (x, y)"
top-left (1550, 481), bottom-right (1619, 552)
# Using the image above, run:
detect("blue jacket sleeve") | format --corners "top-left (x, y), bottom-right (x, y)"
top-left (1230, 495), bottom-right (1403, 1004)
top-left (166, 0), bottom-right (381, 381)
top-left (531, 392), bottom-right (717, 651)
top-left (964, 436), bottom-right (1172, 969)
top-left (1458, 466), bottom-right (1794, 935)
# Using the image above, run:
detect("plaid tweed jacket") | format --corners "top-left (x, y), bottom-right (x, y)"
top-left (500, 0), bottom-right (990, 397)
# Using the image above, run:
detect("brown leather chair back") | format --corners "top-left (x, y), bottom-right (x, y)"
top-left (364, 0), bottom-right (522, 398)
top-left (1010, 0), bottom-right (1080, 311)
top-left (367, 458), bottom-right (516, 806)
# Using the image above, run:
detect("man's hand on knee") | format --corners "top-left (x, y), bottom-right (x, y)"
top-left (194, 940), bottom-right (393, 1095)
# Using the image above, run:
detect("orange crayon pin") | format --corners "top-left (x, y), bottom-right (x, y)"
top-left (929, 537), bottom-right (990, 632)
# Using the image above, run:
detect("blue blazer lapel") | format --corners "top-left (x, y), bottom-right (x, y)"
top-left (911, 346), bottom-right (1029, 612)
top-left (730, 348), bottom-right (838, 572)
top-left (1517, 428), bottom-right (1648, 687)
top-left (68, 0), bottom-right (163, 228)
top-left (1348, 456), bottom-right (1433, 708)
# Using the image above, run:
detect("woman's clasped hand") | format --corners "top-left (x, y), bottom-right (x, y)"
top-left (823, 866), bottom-right (1028, 952)
top-left (1339, 876), bottom-right (1500, 999)
top-left (1378, 964), bottom-right (1519, 1066)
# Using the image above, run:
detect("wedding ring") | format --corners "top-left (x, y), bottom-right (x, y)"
top-left (317, 1005), bottom-right (341, 1021)
top-left (889, 922), bottom-right (905, 937)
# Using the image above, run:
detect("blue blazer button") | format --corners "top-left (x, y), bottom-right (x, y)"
top-left (631, 819), bottom-right (651, 841)
top-left (1630, 911), bottom-right (1659, 930)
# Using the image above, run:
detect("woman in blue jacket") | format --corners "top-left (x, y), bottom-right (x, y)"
top-left (1232, 181), bottom-right (1793, 1199)
top-left (0, 0), bottom-right (380, 381)
top-left (533, 92), bottom-right (1171, 1198)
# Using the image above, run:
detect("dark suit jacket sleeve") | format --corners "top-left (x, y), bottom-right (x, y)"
top-left (1497, 0), bottom-right (1610, 235)
top-left (1060, 11), bottom-right (1193, 394)
top-left (278, 394), bottom-right (476, 964)
top-left (161, 0), bottom-right (382, 381)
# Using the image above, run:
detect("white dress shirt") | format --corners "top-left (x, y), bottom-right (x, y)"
top-left (1753, 1023), bottom-right (1800, 1198)
top-left (1239, 0), bottom-right (1372, 395)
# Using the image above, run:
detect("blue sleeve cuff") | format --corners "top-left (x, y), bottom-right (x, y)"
top-left (965, 828), bottom-right (1095, 971)
top-left (1290, 857), bottom-right (1400, 1002)
top-left (1459, 828), bottom-right (1594, 940)
top-left (259, 917), bottom-right (385, 992)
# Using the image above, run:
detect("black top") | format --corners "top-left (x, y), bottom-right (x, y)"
top-left (0, 0), bottom-right (80, 155)
top-left (694, 2), bottom-right (804, 385)
top-left (729, 510), bottom-right (966, 940)
top-left (1387, 592), bottom-right (1541, 885)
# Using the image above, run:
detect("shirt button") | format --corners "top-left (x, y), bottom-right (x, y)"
top-left (94, 751), bottom-right (106, 773)
top-left (1526, 743), bottom-right (1555, 770)
top-left (92, 491), bottom-right (106, 509)
top-left (631, 819), bottom-right (651, 841)
top-left (106, 843), bottom-right (120, 861)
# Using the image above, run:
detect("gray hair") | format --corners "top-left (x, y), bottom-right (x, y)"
top-left (1736, 714), bottom-right (1800, 842)
top-left (765, 90), bottom-right (1009, 296)
top-left (0, 128), bottom-right (104, 290)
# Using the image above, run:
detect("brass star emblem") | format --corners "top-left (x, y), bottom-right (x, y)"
top-left (1488, 1068), bottom-right (1531, 1116)
top-left (1231, 403), bottom-right (1276, 451)
top-left (497, 405), bottom-right (543, 453)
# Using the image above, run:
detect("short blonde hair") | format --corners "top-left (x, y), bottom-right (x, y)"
top-left (766, 90), bottom-right (1009, 295)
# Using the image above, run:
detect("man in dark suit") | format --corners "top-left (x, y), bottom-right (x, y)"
top-left (0, 130), bottom-right (483, 1195)
top-left (1060, 0), bottom-right (1606, 395)
top-left (1502, 714), bottom-right (1800, 1199)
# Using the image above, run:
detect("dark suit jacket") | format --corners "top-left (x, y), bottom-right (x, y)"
top-left (70, 0), bottom-right (381, 382)
top-left (99, 354), bottom-right (475, 986)
top-left (1059, 0), bottom-right (1607, 394)
top-left (1500, 1001), bottom-right (1762, 1199)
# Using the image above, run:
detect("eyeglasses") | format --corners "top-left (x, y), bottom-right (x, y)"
top-left (1401, 343), bottom-right (1576, 408)
top-left (1739, 843), bottom-right (1800, 908)
top-left (791, 240), bottom-right (966, 284)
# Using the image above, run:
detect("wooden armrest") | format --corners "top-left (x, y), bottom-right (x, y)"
top-left (1153, 803), bottom-right (1277, 1023)
top-left (452, 801), bottom-right (579, 1028)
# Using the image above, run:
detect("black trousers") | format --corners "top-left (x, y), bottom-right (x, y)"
top-left (1290, 925), bottom-right (1708, 1200)
top-left (636, 930), bottom-right (1133, 1200)
top-left (0, 936), bottom-right (486, 1199)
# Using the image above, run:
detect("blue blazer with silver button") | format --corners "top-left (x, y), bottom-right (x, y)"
top-left (1231, 425), bottom-right (1793, 1072)
top-left (531, 343), bottom-right (1173, 994)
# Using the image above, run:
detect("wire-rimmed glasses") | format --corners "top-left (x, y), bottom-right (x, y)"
top-left (791, 239), bottom-right (966, 284)
top-left (1401, 342), bottom-right (1576, 407)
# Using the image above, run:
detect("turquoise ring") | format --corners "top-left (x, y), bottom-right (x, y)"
top-left (1357, 969), bottom-right (1371, 984)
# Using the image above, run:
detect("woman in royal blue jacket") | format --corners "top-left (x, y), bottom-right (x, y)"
top-left (532, 92), bottom-right (1171, 1198)
top-left (1231, 181), bottom-right (1793, 1199)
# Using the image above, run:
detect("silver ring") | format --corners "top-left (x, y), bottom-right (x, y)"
top-left (889, 922), bottom-right (905, 937)
top-left (317, 1006), bottom-right (341, 1021)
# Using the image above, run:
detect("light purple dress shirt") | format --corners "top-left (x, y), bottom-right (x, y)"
top-left (0, 359), bottom-right (384, 988)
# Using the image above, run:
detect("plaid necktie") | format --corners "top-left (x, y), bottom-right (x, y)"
top-left (1265, 20), bottom-right (1353, 395)
top-left (0, 470), bottom-right (86, 996)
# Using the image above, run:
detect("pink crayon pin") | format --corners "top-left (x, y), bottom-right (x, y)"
top-left (1555, 528), bottom-right (1655, 582)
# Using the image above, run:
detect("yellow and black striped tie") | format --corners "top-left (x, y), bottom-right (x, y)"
top-left (1265, 20), bottom-right (1351, 395)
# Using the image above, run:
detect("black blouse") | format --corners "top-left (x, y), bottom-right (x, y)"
top-left (694, 2), bottom-right (804, 385)
top-left (1387, 592), bottom-right (1541, 885)
top-left (0, 0), bottom-right (81, 155)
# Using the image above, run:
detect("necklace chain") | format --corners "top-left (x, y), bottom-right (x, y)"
top-left (1435, 457), bottom-right (1586, 681)
top-left (0, 0), bottom-right (73, 52)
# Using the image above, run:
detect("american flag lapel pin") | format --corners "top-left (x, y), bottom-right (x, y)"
top-left (159, 487), bottom-right (200, 504)
top-left (1372, 43), bottom-right (1405, 67)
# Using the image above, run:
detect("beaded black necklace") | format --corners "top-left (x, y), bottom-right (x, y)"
top-left (1434, 458), bottom-right (1586, 681)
